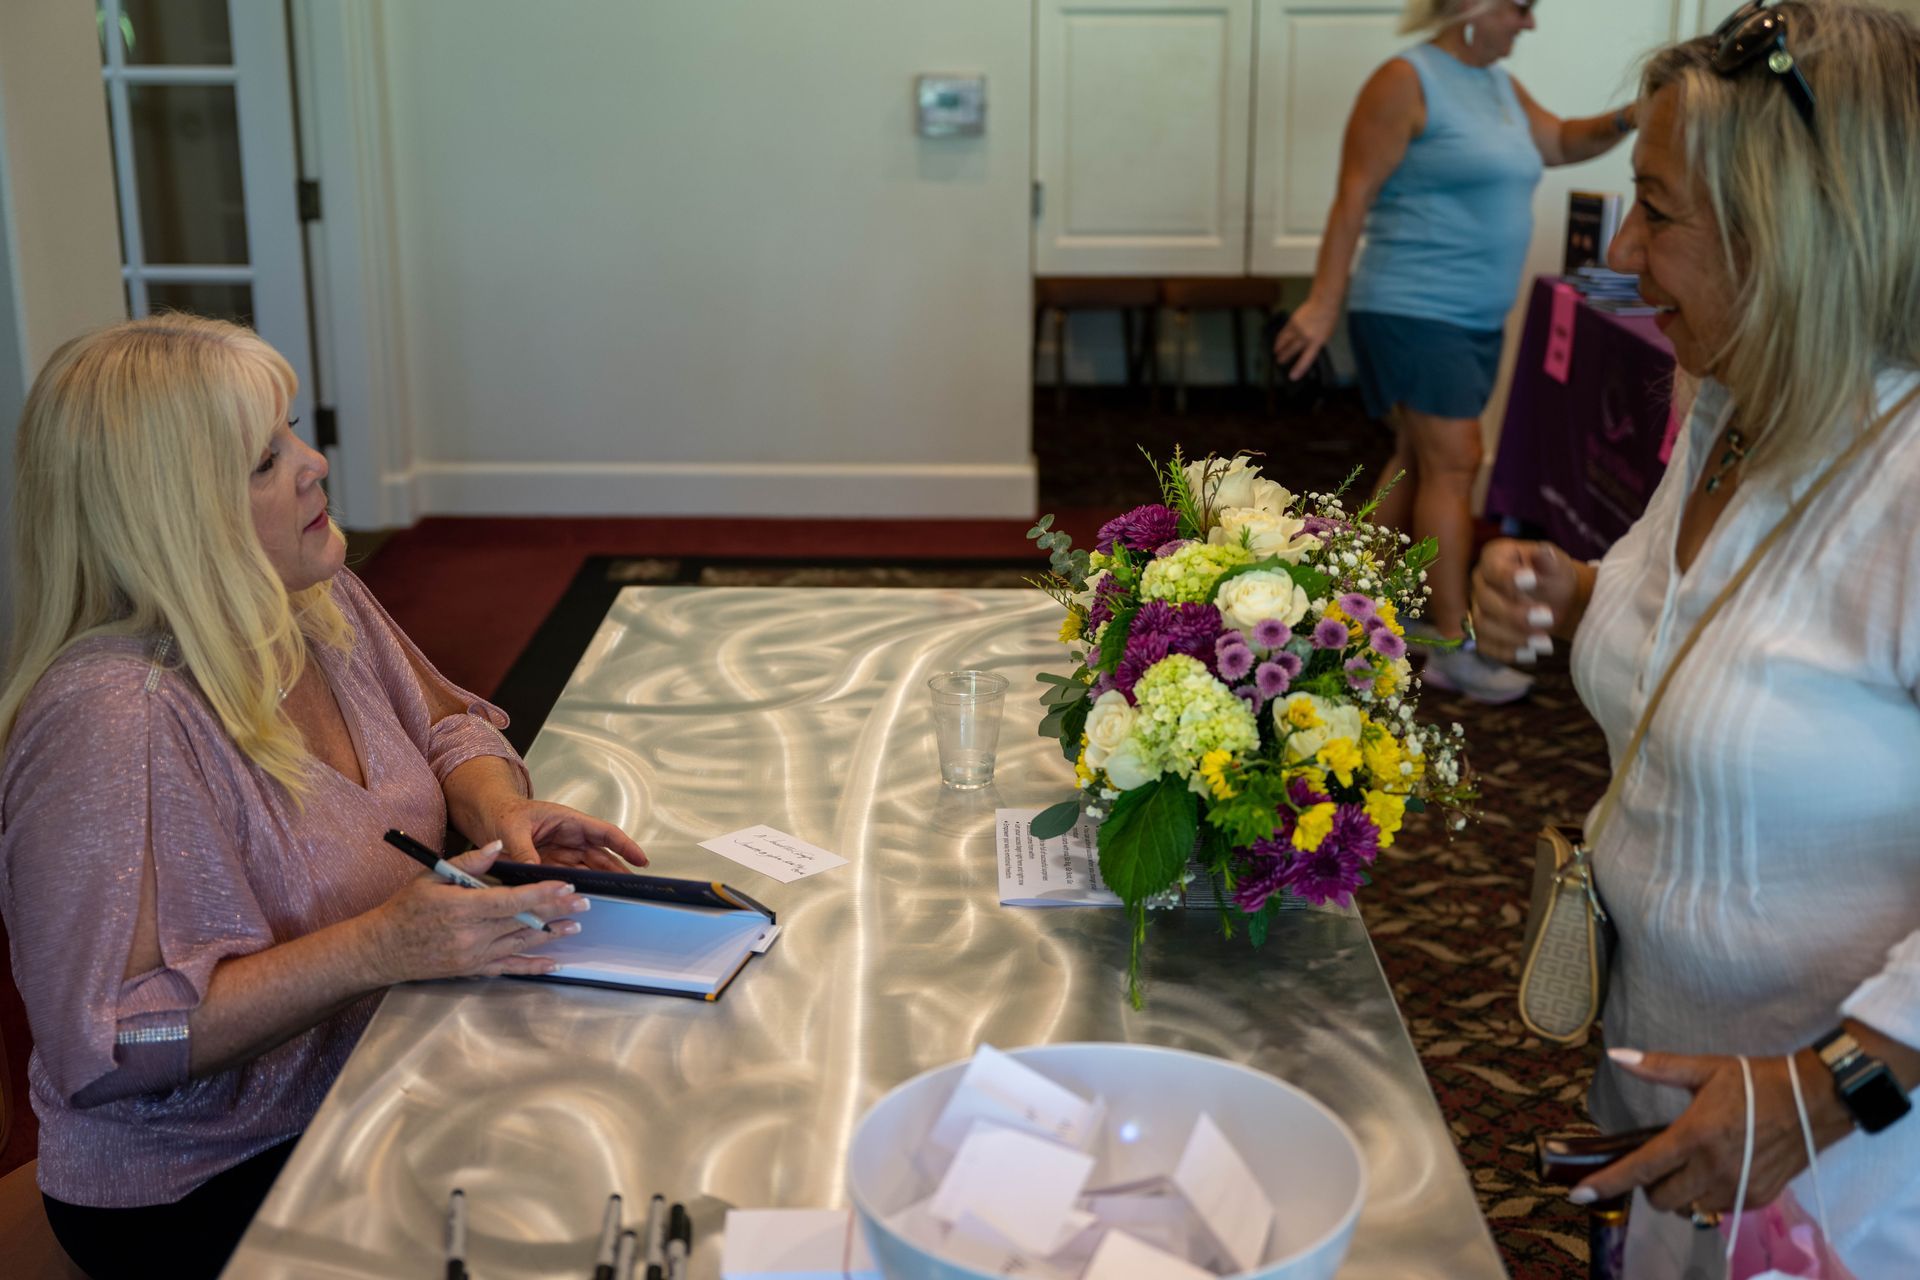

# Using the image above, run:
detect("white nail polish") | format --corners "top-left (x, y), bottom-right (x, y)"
top-left (1527, 605), bottom-right (1553, 628)
top-left (1513, 647), bottom-right (1537, 666)
top-left (477, 839), bottom-right (503, 854)
top-left (1529, 634), bottom-right (1554, 657)
top-left (1608, 1047), bottom-right (1645, 1066)
top-left (1569, 1187), bottom-right (1598, 1206)
top-left (1514, 567), bottom-right (1539, 593)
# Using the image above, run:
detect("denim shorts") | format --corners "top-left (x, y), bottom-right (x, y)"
top-left (1348, 309), bottom-right (1507, 422)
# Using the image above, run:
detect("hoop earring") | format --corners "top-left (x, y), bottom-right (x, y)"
top-left (1464, 21), bottom-right (1477, 46)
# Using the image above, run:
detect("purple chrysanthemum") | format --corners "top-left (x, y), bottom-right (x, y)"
top-left (1233, 837), bottom-right (1293, 914)
top-left (1252, 618), bottom-right (1289, 649)
top-left (1114, 631), bottom-right (1171, 701)
top-left (1096, 504), bottom-right (1181, 555)
top-left (1133, 599), bottom-right (1224, 669)
top-left (1254, 661), bottom-right (1291, 699)
top-left (1089, 671), bottom-right (1117, 699)
top-left (1337, 593), bottom-right (1377, 621)
top-left (1215, 630), bottom-right (1248, 659)
top-left (1273, 651), bottom-right (1304, 679)
top-left (1312, 617), bottom-right (1349, 650)
top-left (1087, 573), bottom-right (1127, 630)
top-left (1232, 684), bottom-right (1262, 715)
top-left (1370, 628), bottom-right (1406, 660)
top-left (1344, 656), bottom-right (1376, 690)
top-left (1284, 805), bottom-right (1380, 908)
top-left (1218, 642), bottom-right (1256, 682)
top-left (1153, 538), bottom-right (1193, 558)
top-left (1303, 515), bottom-right (1348, 538)
top-left (1289, 775), bottom-right (1330, 808)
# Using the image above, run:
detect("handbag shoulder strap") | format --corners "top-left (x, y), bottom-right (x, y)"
top-left (1586, 381), bottom-right (1920, 845)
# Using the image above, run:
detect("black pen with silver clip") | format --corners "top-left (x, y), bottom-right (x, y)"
top-left (384, 829), bottom-right (552, 933)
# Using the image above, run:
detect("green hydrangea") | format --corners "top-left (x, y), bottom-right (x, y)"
top-left (1131, 655), bottom-right (1260, 781)
top-left (1137, 542), bottom-right (1251, 604)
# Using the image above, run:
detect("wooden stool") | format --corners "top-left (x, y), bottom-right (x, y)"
top-left (1160, 277), bottom-right (1284, 413)
top-left (1034, 277), bottom-right (1160, 412)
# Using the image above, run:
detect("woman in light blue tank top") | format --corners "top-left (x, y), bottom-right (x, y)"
top-left (1272, 0), bottom-right (1635, 704)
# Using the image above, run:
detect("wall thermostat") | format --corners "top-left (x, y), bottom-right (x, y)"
top-left (916, 74), bottom-right (986, 138)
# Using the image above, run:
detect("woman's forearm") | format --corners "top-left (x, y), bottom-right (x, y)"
top-left (1307, 192), bottom-right (1369, 305)
top-left (1555, 107), bottom-right (1634, 166)
top-left (444, 754), bottom-right (532, 848)
top-left (185, 914), bottom-right (386, 1078)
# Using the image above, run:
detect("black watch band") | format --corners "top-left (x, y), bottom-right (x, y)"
top-left (1814, 1027), bottom-right (1914, 1135)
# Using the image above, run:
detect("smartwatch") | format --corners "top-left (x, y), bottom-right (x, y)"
top-left (1813, 1027), bottom-right (1913, 1134)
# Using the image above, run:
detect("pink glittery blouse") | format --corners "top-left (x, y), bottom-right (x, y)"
top-left (0, 570), bottom-right (528, 1207)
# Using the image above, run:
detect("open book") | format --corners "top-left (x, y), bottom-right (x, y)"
top-left (488, 861), bottom-right (778, 1000)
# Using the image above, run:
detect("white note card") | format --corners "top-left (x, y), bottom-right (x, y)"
top-left (929, 1122), bottom-right (1095, 1257)
top-left (720, 1208), bottom-right (879, 1280)
top-left (1081, 1230), bottom-right (1217, 1280)
top-left (928, 1043), bottom-right (1104, 1153)
top-left (700, 825), bottom-right (847, 883)
top-left (995, 810), bottom-right (1121, 907)
top-left (1172, 1113), bottom-right (1274, 1274)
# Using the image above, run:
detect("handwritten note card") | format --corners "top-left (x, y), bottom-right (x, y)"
top-left (699, 825), bottom-right (847, 883)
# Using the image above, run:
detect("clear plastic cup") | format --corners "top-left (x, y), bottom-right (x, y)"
top-left (926, 670), bottom-right (1009, 789)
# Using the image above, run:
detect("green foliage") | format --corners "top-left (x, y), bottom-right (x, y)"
top-left (1246, 898), bottom-right (1282, 949)
top-left (1403, 535), bottom-right (1440, 576)
top-left (1027, 514), bottom-right (1091, 584)
top-left (1140, 445), bottom-right (1205, 540)
top-left (1030, 799), bottom-right (1082, 841)
top-left (1056, 696), bottom-right (1091, 761)
top-left (1204, 769), bottom-right (1292, 848)
top-left (1096, 604), bottom-right (1137, 673)
top-left (1097, 777), bottom-right (1198, 903)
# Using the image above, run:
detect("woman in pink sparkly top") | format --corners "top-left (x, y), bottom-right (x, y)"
top-left (0, 314), bottom-right (649, 1279)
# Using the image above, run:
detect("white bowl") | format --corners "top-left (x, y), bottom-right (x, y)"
top-left (846, 1043), bottom-right (1367, 1280)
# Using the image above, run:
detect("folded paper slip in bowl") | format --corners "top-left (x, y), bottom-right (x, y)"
top-left (488, 861), bottom-right (778, 1000)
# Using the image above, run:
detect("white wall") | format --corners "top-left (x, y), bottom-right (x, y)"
top-left (0, 3), bottom-right (127, 630)
top-left (356, 1), bottom-right (1036, 520)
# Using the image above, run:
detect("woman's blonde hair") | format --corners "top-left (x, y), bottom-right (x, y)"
top-left (1641, 2), bottom-right (1920, 478)
top-left (1399, 0), bottom-right (1503, 36)
top-left (0, 313), bottom-right (351, 795)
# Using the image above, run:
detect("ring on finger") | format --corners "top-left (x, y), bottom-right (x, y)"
top-left (1687, 1202), bottom-right (1722, 1230)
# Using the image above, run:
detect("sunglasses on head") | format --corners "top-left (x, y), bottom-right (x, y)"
top-left (1712, 1), bottom-right (1817, 128)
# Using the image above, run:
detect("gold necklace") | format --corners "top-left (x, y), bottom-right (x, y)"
top-left (1703, 427), bottom-right (1749, 494)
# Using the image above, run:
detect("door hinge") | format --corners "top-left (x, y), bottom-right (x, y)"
top-left (1032, 180), bottom-right (1044, 221)
top-left (297, 179), bottom-right (322, 223)
top-left (314, 405), bottom-right (339, 451)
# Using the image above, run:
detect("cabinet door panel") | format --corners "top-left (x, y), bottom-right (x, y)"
top-left (1035, 0), bottom-right (1253, 275)
top-left (1248, 2), bottom-right (1402, 276)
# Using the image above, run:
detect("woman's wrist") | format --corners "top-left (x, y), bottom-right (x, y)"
top-left (1612, 104), bottom-right (1636, 135)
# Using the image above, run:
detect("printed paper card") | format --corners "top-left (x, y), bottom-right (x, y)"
top-left (719, 1208), bottom-right (878, 1280)
top-left (699, 825), bottom-right (847, 883)
top-left (1080, 1230), bottom-right (1217, 1280)
top-left (995, 810), bottom-right (1121, 907)
top-left (928, 1044), bottom-right (1105, 1153)
top-left (929, 1122), bottom-right (1095, 1256)
top-left (1171, 1113), bottom-right (1274, 1274)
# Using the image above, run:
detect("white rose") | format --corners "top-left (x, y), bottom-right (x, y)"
top-left (1081, 690), bottom-right (1135, 770)
top-left (1102, 736), bottom-right (1159, 791)
top-left (1184, 454), bottom-right (1263, 513)
top-left (1213, 569), bottom-right (1311, 633)
top-left (1207, 507), bottom-right (1320, 564)
top-left (1275, 693), bottom-right (1365, 763)
top-left (1247, 477), bottom-right (1293, 517)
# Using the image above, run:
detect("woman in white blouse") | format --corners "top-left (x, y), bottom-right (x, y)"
top-left (1471, 3), bottom-right (1920, 1274)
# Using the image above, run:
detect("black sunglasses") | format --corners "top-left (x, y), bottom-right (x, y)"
top-left (1712, 1), bottom-right (1817, 128)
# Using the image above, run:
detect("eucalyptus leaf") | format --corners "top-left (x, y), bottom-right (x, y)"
top-left (1030, 799), bottom-right (1082, 841)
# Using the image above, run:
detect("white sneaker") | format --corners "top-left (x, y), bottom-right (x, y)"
top-left (1421, 641), bottom-right (1535, 705)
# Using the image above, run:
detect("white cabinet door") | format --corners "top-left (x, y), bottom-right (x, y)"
top-left (1247, 1), bottom-right (1403, 276)
top-left (1034, 0), bottom-right (1254, 276)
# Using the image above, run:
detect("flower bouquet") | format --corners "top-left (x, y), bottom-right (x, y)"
top-left (1027, 451), bottom-right (1474, 1004)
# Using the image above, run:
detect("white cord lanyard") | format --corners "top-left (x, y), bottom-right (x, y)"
top-left (1727, 1053), bottom-right (1834, 1267)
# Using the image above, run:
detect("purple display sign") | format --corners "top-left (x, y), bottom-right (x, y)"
top-left (1485, 276), bottom-right (1678, 560)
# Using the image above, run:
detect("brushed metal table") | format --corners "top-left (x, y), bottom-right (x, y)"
top-left (224, 588), bottom-right (1506, 1279)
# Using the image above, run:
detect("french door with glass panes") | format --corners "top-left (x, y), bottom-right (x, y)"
top-left (97, 0), bottom-right (315, 444)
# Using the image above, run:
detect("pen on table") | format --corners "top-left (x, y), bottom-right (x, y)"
top-left (614, 1228), bottom-right (639, 1280)
top-left (383, 829), bottom-right (552, 933)
top-left (592, 1192), bottom-right (623, 1280)
top-left (643, 1193), bottom-right (666, 1280)
top-left (445, 1188), bottom-right (468, 1280)
top-left (665, 1202), bottom-right (691, 1280)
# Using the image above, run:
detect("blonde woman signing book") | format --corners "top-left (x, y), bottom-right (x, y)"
top-left (0, 316), bottom-right (650, 1279)
top-left (1473, 5), bottom-right (1920, 1274)
top-left (1274, 0), bottom-right (1634, 703)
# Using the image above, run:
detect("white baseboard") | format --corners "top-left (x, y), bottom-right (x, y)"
top-left (396, 459), bottom-right (1040, 520)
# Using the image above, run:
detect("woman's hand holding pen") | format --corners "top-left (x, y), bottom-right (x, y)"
top-left (360, 843), bottom-right (589, 983)
top-left (483, 798), bottom-right (649, 873)
top-left (1470, 539), bottom-right (1593, 664)
top-left (1271, 294), bottom-right (1338, 382)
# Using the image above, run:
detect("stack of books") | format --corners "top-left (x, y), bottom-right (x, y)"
top-left (1567, 265), bottom-right (1655, 316)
